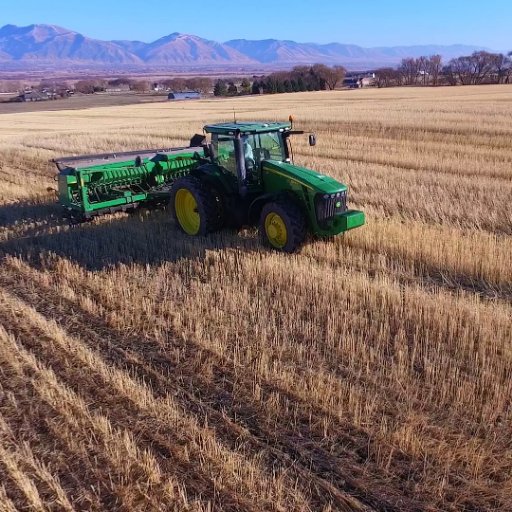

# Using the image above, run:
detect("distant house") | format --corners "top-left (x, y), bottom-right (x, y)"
top-left (343, 78), bottom-right (360, 89)
top-left (168, 91), bottom-right (201, 100)
top-left (360, 76), bottom-right (376, 87)
top-left (105, 84), bottom-right (131, 93)
top-left (343, 73), bottom-right (376, 89)
top-left (20, 90), bottom-right (49, 101)
top-left (11, 88), bottom-right (61, 102)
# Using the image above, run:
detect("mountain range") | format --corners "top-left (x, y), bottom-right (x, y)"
top-left (0, 24), bottom-right (489, 70)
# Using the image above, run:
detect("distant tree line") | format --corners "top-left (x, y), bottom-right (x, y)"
top-left (444, 52), bottom-right (512, 85)
top-left (69, 77), bottom-right (215, 94)
top-left (375, 51), bottom-right (512, 88)
top-left (213, 64), bottom-right (346, 97)
top-left (5, 50), bottom-right (509, 102)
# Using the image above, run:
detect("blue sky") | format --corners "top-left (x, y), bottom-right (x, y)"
top-left (1, 0), bottom-right (510, 51)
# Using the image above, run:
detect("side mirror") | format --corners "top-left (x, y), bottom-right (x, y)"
top-left (309, 134), bottom-right (317, 146)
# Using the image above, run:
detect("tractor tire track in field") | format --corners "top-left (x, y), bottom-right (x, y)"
top-left (301, 236), bottom-right (512, 305)
top-left (0, 260), bottom-right (438, 512)
top-left (0, 294), bottom-right (272, 512)
top-left (0, 415), bottom-right (75, 512)
top-left (0, 340), bottom-right (117, 510)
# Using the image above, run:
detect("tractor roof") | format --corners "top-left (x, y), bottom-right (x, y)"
top-left (203, 122), bottom-right (291, 135)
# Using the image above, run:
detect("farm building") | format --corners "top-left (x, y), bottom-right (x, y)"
top-left (14, 90), bottom-right (57, 102)
top-left (343, 73), bottom-right (376, 89)
top-left (105, 84), bottom-right (131, 93)
top-left (343, 78), bottom-right (360, 89)
top-left (168, 91), bottom-right (201, 100)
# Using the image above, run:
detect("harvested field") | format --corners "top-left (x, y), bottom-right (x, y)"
top-left (0, 85), bottom-right (511, 511)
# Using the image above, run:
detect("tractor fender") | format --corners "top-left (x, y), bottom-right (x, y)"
top-left (189, 166), bottom-right (232, 196)
top-left (248, 191), bottom-right (300, 224)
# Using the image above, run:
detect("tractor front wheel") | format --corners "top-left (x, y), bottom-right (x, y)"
top-left (170, 176), bottom-right (223, 236)
top-left (259, 200), bottom-right (306, 253)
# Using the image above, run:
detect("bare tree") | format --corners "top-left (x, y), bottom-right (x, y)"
top-left (185, 77), bottom-right (213, 94)
top-left (108, 78), bottom-right (132, 88)
top-left (448, 56), bottom-right (475, 85)
top-left (442, 64), bottom-right (457, 86)
top-left (309, 64), bottom-right (346, 90)
top-left (507, 51), bottom-right (512, 83)
top-left (375, 68), bottom-right (401, 88)
top-left (198, 77), bottom-right (213, 94)
top-left (472, 51), bottom-right (499, 84)
top-left (449, 51), bottom-right (503, 85)
top-left (74, 80), bottom-right (99, 94)
top-left (494, 53), bottom-right (512, 84)
top-left (130, 80), bottom-right (150, 92)
top-left (428, 55), bottom-right (442, 86)
top-left (399, 58), bottom-right (420, 86)
top-left (325, 65), bottom-right (346, 90)
top-left (417, 56), bottom-right (429, 85)
top-left (163, 77), bottom-right (187, 91)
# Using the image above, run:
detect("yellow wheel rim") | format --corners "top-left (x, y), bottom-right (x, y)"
top-left (264, 212), bottom-right (287, 249)
top-left (175, 189), bottom-right (200, 235)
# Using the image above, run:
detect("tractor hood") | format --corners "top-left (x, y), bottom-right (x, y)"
top-left (262, 160), bottom-right (347, 195)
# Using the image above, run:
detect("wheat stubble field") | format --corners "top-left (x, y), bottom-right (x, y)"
top-left (0, 86), bottom-right (511, 511)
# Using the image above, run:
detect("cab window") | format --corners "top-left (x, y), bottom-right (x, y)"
top-left (212, 134), bottom-right (236, 175)
top-left (258, 132), bottom-right (285, 161)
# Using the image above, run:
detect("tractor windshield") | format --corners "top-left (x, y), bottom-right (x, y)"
top-left (261, 132), bottom-right (285, 161)
top-left (245, 131), bottom-right (285, 165)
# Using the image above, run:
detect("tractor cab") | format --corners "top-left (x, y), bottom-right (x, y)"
top-left (204, 122), bottom-right (292, 193)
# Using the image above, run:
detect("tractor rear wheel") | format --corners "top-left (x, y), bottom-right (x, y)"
top-left (170, 176), bottom-right (223, 236)
top-left (259, 199), bottom-right (306, 253)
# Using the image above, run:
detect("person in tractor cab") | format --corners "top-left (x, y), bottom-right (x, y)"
top-left (243, 135), bottom-right (256, 175)
top-left (243, 136), bottom-right (254, 162)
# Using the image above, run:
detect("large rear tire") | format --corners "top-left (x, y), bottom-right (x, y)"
top-left (259, 199), bottom-right (306, 253)
top-left (170, 176), bottom-right (223, 235)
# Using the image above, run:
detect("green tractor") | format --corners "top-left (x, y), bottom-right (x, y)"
top-left (54, 120), bottom-right (364, 252)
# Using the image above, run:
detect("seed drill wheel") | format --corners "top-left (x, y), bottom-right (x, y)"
top-left (259, 199), bottom-right (306, 253)
top-left (170, 176), bottom-right (223, 236)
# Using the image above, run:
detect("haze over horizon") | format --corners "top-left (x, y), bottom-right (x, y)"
top-left (1, 0), bottom-right (510, 51)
